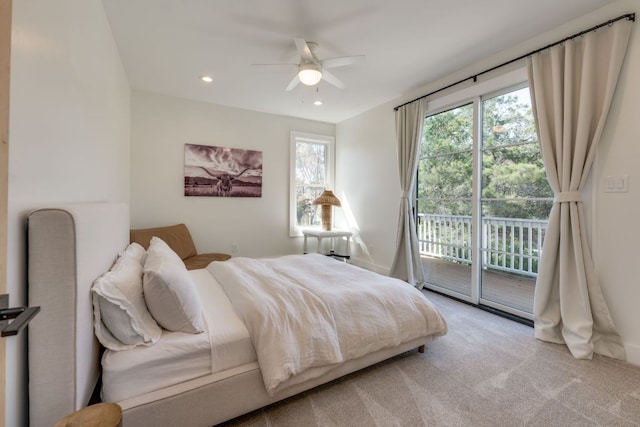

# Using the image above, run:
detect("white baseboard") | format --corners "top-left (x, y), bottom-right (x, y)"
top-left (624, 341), bottom-right (640, 367)
top-left (349, 257), bottom-right (390, 276)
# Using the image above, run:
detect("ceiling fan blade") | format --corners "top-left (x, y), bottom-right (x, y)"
top-left (285, 75), bottom-right (300, 91)
top-left (321, 70), bottom-right (345, 89)
top-left (293, 38), bottom-right (314, 62)
top-left (251, 63), bottom-right (298, 68)
top-left (322, 55), bottom-right (366, 69)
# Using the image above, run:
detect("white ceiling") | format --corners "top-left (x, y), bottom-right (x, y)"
top-left (102, 0), bottom-right (616, 124)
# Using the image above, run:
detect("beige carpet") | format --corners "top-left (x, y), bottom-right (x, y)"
top-left (222, 291), bottom-right (640, 426)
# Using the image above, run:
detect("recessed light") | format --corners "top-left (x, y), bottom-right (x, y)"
top-left (200, 75), bottom-right (213, 83)
top-left (313, 100), bottom-right (323, 106)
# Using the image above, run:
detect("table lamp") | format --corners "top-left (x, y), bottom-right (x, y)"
top-left (312, 190), bottom-right (341, 231)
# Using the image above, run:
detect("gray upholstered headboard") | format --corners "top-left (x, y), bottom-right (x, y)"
top-left (27, 203), bottom-right (129, 427)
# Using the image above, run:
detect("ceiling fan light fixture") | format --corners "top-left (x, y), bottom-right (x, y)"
top-left (298, 63), bottom-right (322, 86)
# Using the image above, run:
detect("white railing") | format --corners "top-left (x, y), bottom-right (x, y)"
top-left (417, 214), bottom-right (548, 277)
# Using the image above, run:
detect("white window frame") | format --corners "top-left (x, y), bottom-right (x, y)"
top-left (289, 131), bottom-right (335, 236)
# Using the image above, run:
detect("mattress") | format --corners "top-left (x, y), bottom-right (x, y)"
top-left (102, 268), bottom-right (256, 402)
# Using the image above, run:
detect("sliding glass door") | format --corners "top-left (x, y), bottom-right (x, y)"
top-left (417, 85), bottom-right (552, 318)
top-left (478, 87), bottom-right (552, 315)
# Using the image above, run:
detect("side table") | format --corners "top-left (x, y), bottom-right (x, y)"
top-left (302, 229), bottom-right (352, 260)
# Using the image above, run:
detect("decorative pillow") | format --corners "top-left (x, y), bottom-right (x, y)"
top-left (119, 242), bottom-right (147, 265)
top-left (143, 237), bottom-right (205, 333)
top-left (92, 254), bottom-right (162, 351)
top-left (130, 224), bottom-right (197, 260)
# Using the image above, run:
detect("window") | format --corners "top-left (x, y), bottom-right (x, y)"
top-left (290, 132), bottom-right (335, 236)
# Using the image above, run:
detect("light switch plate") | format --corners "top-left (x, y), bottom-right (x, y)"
top-left (604, 175), bottom-right (629, 193)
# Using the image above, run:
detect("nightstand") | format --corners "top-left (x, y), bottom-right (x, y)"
top-left (302, 229), bottom-right (352, 260)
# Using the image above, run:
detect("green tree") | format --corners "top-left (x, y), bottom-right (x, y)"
top-left (480, 91), bottom-right (552, 219)
top-left (417, 88), bottom-right (552, 220)
top-left (418, 103), bottom-right (473, 216)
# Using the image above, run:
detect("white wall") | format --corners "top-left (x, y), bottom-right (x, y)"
top-left (8, 1), bottom-right (130, 425)
top-left (130, 91), bottom-right (335, 258)
top-left (593, 0), bottom-right (640, 365)
top-left (337, 0), bottom-right (640, 365)
top-left (335, 104), bottom-right (399, 274)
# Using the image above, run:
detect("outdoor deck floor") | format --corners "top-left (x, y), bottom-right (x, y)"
top-left (423, 256), bottom-right (535, 315)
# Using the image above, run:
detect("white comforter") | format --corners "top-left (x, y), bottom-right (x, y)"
top-left (207, 254), bottom-right (447, 396)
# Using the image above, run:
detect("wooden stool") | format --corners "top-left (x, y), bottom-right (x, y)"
top-left (54, 403), bottom-right (122, 427)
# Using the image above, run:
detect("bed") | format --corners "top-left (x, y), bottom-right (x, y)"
top-left (27, 202), bottom-right (447, 427)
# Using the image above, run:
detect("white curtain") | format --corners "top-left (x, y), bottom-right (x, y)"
top-left (527, 18), bottom-right (632, 359)
top-left (390, 98), bottom-right (427, 288)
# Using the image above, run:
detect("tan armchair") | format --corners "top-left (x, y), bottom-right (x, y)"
top-left (130, 223), bottom-right (230, 270)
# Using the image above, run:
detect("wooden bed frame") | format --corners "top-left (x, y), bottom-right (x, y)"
top-left (27, 203), bottom-right (433, 426)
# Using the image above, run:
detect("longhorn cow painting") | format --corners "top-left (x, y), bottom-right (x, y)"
top-left (184, 143), bottom-right (262, 198)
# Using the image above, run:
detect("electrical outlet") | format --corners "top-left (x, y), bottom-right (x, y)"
top-left (231, 243), bottom-right (238, 253)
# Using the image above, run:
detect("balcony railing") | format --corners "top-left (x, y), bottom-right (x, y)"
top-left (417, 213), bottom-right (548, 278)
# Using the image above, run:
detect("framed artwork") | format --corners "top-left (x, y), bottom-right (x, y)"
top-left (184, 143), bottom-right (262, 198)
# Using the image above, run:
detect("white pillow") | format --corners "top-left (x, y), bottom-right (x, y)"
top-left (119, 242), bottom-right (147, 265)
top-left (143, 237), bottom-right (205, 334)
top-left (92, 254), bottom-right (162, 351)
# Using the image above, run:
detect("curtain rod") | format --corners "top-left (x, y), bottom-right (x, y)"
top-left (394, 12), bottom-right (635, 111)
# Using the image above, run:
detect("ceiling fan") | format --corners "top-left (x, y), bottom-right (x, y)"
top-left (256, 38), bottom-right (365, 91)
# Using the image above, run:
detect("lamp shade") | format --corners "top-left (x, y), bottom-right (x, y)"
top-left (312, 190), bottom-right (341, 207)
top-left (312, 190), bottom-right (341, 231)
